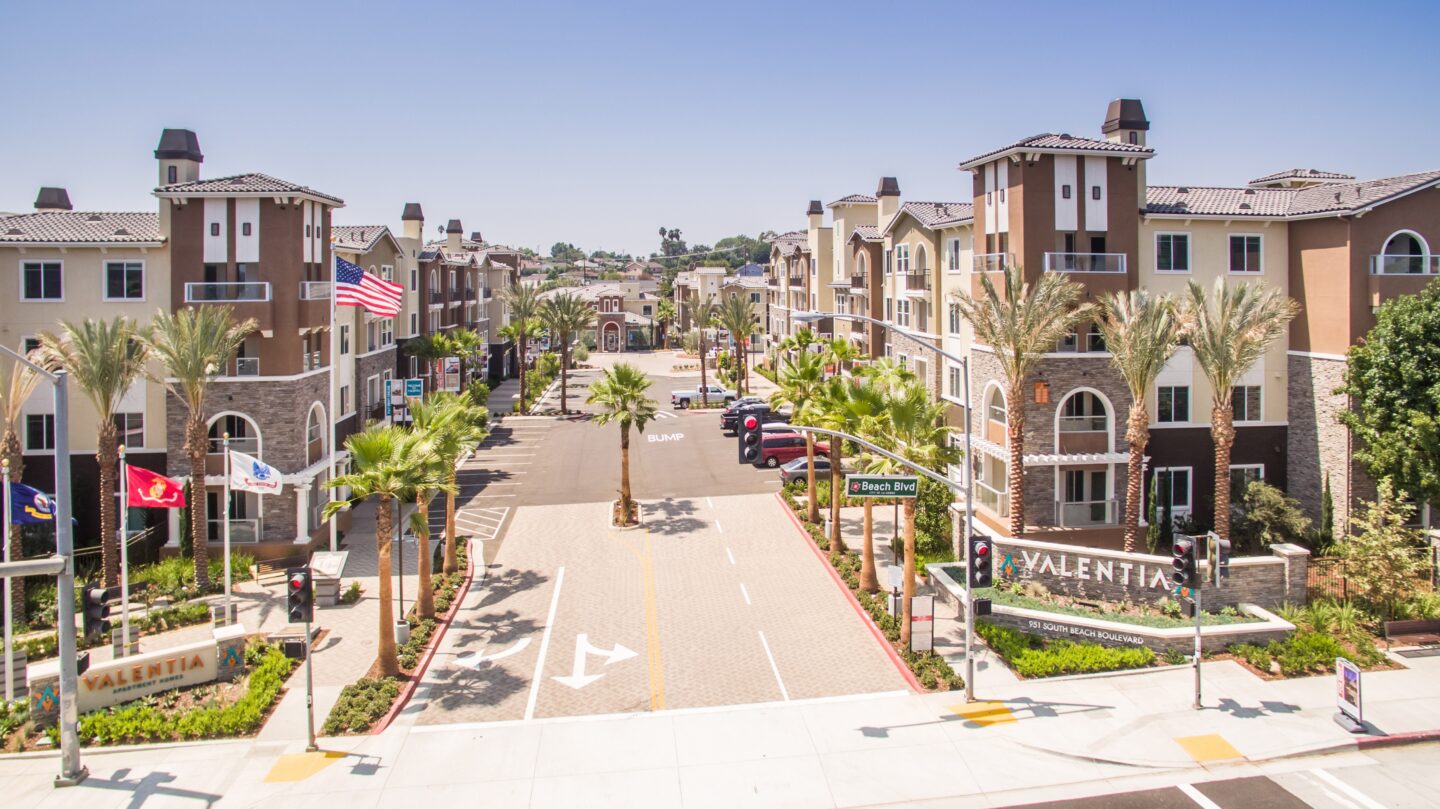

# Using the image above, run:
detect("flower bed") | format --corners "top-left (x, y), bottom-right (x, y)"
top-left (780, 490), bottom-right (962, 691)
top-left (1224, 601), bottom-right (1394, 679)
top-left (975, 621), bottom-right (1155, 678)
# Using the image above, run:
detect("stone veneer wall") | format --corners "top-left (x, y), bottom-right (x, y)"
top-left (1287, 353), bottom-right (1367, 536)
top-left (889, 331), bottom-right (942, 400)
top-left (356, 349), bottom-right (397, 421)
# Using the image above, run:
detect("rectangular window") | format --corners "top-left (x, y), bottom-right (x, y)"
top-left (381, 318), bottom-right (393, 346)
top-left (211, 223), bottom-right (221, 237)
top-left (367, 376), bottom-right (381, 411)
top-left (340, 385), bottom-right (350, 416)
top-left (1156, 233), bottom-right (1190, 272)
top-left (241, 222), bottom-right (252, 237)
top-left (948, 303), bottom-right (961, 334)
top-left (884, 250), bottom-right (892, 275)
top-left (947, 238), bottom-right (961, 272)
top-left (895, 245), bottom-right (911, 274)
top-left (948, 366), bottom-right (962, 398)
top-left (339, 324), bottom-right (350, 354)
top-left (914, 358), bottom-right (927, 384)
top-left (1056, 330), bottom-right (1078, 352)
top-left (1158, 385), bottom-right (1190, 423)
top-left (21, 261), bottom-right (62, 300)
top-left (1229, 465), bottom-right (1264, 504)
top-left (810, 259), bottom-right (817, 276)
top-left (1232, 385), bottom-right (1262, 422)
top-left (1156, 468), bottom-right (1192, 514)
top-left (1091, 186), bottom-right (1102, 201)
top-left (410, 312), bottom-right (419, 334)
top-left (22, 337), bottom-right (42, 354)
top-left (885, 297), bottom-right (893, 321)
top-left (104, 261), bottom-right (144, 300)
top-left (167, 165), bottom-right (178, 184)
top-left (1229, 235), bottom-right (1262, 273)
top-left (410, 269), bottom-right (418, 291)
top-left (429, 311), bottom-right (440, 331)
top-left (1086, 325), bottom-right (1107, 352)
top-left (1062, 185), bottom-right (1072, 200)
top-left (26, 413), bottom-right (55, 451)
top-left (113, 413), bottom-right (144, 448)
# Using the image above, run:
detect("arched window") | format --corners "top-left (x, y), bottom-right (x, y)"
top-left (208, 413), bottom-right (260, 455)
top-left (305, 403), bottom-right (327, 466)
top-left (1059, 391), bottom-right (1109, 433)
top-left (1380, 231), bottom-right (1429, 275)
top-left (914, 243), bottom-right (929, 272)
top-left (986, 385), bottom-right (1006, 425)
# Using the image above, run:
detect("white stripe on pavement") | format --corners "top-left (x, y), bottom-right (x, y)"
top-left (739, 583), bottom-right (751, 606)
top-left (757, 631), bottom-right (789, 701)
top-left (726, 547), bottom-right (735, 566)
top-left (1311, 770), bottom-right (1387, 809)
top-left (524, 566), bottom-right (565, 721)
top-left (714, 520), bottom-right (723, 533)
top-left (1177, 784), bottom-right (1223, 809)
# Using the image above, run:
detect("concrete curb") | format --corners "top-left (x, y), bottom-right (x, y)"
top-left (372, 538), bottom-right (478, 735)
top-left (777, 491), bottom-right (925, 694)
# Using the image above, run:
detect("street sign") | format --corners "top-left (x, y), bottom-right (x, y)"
top-left (910, 595), bottom-right (934, 652)
top-left (845, 474), bottom-right (919, 499)
top-left (384, 379), bottom-right (393, 418)
top-left (887, 565), bottom-right (903, 591)
top-left (404, 378), bottom-right (424, 398)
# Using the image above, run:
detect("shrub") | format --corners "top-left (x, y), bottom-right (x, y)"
top-left (1230, 480), bottom-right (1311, 554)
top-left (975, 622), bottom-right (1155, 678)
top-left (1161, 649), bottom-right (1189, 666)
top-left (1230, 643), bottom-right (1273, 672)
top-left (340, 581), bottom-right (363, 604)
top-left (467, 380), bottom-right (491, 407)
top-left (1270, 631), bottom-right (1344, 677)
top-left (572, 344), bottom-right (589, 363)
top-left (322, 677), bottom-right (401, 735)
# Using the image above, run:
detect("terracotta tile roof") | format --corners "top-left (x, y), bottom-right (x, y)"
top-left (0, 211), bottom-right (162, 244)
top-left (1248, 168), bottom-right (1355, 186)
top-left (899, 201), bottom-right (973, 229)
top-left (959, 133), bottom-right (1153, 169)
top-left (155, 172), bottom-right (344, 204)
top-left (827, 193), bottom-right (877, 207)
top-left (770, 230), bottom-right (808, 256)
top-left (850, 224), bottom-right (881, 243)
top-left (1146, 171), bottom-right (1440, 217)
top-left (331, 225), bottom-right (391, 253)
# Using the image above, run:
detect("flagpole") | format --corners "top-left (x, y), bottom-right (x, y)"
top-left (118, 447), bottom-right (131, 655)
top-left (223, 433), bottom-right (232, 623)
top-left (328, 251), bottom-right (339, 553)
top-left (2, 459), bottom-right (12, 702)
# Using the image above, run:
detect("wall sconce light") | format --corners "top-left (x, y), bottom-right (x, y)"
top-left (1034, 381), bottom-right (1050, 404)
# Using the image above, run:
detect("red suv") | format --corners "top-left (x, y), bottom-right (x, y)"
top-left (756, 433), bottom-right (828, 468)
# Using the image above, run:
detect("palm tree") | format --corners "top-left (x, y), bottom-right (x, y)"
top-left (144, 307), bottom-right (256, 590)
top-left (416, 393), bottom-right (488, 575)
top-left (716, 295), bottom-right (757, 395)
top-left (540, 292), bottom-right (596, 415)
top-left (952, 266), bottom-right (1093, 537)
top-left (1181, 278), bottom-right (1299, 540)
top-left (854, 358), bottom-right (919, 557)
top-left (406, 333), bottom-right (451, 393)
top-left (39, 317), bottom-right (150, 588)
top-left (1095, 291), bottom-right (1183, 551)
top-left (324, 424), bottom-right (430, 676)
top-left (502, 283), bottom-right (543, 409)
top-left (770, 351), bottom-right (826, 522)
top-left (406, 396), bottom-right (470, 617)
top-left (873, 381), bottom-right (957, 646)
top-left (777, 327), bottom-right (819, 360)
top-left (823, 336), bottom-right (862, 378)
top-left (814, 375), bottom-right (886, 557)
top-left (654, 299), bottom-right (677, 349)
top-left (0, 349), bottom-right (43, 621)
top-left (687, 291), bottom-right (719, 407)
top-left (447, 328), bottom-right (485, 386)
top-left (587, 363), bottom-right (658, 526)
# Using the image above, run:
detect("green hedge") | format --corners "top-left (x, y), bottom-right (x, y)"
top-left (975, 621), bottom-right (1154, 678)
top-left (322, 677), bottom-right (401, 735)
top-left (20, 601), bottom-right (213, 663)
top-left (963, 583), bottom-right (1260, 629)
top-left (54, 642), bottom-right (296, 746)
top-left (1229, 629), bottom-right (1385, 678)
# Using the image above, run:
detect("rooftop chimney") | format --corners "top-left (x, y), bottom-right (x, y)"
top-left (1101, 98), bottom-right (1149, 144)
top-left (401, 202), bottom-right (424, 240)
top-left (807, 199), bottom-right (823, 233)
top-left (34, 187), bottom-right (72, 211)
top-left (445, 219), bottom-right (463, 252)
top-left (469, 231), bottom-right (483, 244)
top-left (877, 177), bottom-right (901, 223)
top-left (154, 128), bottom-right (203, 186)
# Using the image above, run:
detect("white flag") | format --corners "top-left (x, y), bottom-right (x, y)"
top-left (229, 449), bottom-right (282, 494)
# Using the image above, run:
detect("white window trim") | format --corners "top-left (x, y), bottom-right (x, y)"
top-left (1233, 384), bottom-right (1264, 423)
top-left (1154, 232), bottom-right (1192, 274)
top-left (24, 413), bottom-right (56, 452)
top-left (1157, 384), bottom-right (1191, 423)
top-left (946, 238), bottom-right (962, 273)
top-left (1228, 233), bottom-right (1264, 274)
top-left (1154, 466), bottom-right (1193, 516)
top-left (101, 259), bottom-right (147, 302)
top-left (1229, 463), bottom-right (1265, 480)
top-left (20, 259), bottom-right (64, 302)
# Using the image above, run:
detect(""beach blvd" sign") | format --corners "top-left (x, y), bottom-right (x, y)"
top-left (845, 475), bottom-right (919, 498)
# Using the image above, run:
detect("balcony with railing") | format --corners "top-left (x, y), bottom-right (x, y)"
top-left (1369, 254), bottom-right (1438, 307)
top-left (234, 357), bottom-right (260, 377)
top-left (903, 271), bottom-right (932, 295)
top-left (185, 282), bottom-right (271, 303)
top-left (975, 479), bottom-right (1010, 518)
top-left (848, 274), bottom-right (867, 294)
top-left (1044, 253), bottom-right (1127, 273)
top-left (208, 518), bottom-right (260, 543)
top-left (483, 287), bottom-right (494, 299)
top-left (429, 289), bottom-right (444, 305)
top-left (973, 252), bottom-right (1014, 273)
top-left (299, 281), bottom-right (331, 300)
top-left (1370, 254), bottom-right (1438, 275)
top-left (1053, 499), bottom-right (1118, 528)
top-left (788, 273), bottom-right (804, 287)
top-left (1058, 414), bottom-right (1109, 454)
top-left (850, 318), bottom-right (868, 334)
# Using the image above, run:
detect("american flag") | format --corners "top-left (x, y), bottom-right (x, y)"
top-left (335, 256), bottom-right (403, 316)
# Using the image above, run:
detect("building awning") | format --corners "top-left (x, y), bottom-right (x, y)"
top-left (972, 436), bottom-right (1130, 466)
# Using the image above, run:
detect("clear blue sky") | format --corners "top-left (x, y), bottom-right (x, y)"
top-left (3, 0), bottom-right (1438, 257)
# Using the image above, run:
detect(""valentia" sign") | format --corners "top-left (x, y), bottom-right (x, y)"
top-left (999, 547), bottom-right (1176, 592)
top-left (74, 636), bottom-right (218, 713)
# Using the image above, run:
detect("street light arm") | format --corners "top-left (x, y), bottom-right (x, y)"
top-left (764, 423), bottom-right (957, 492)
top-left (796, 311), bottom-right (969, 369)
top-left (0, 344), bottom-right (58, 381)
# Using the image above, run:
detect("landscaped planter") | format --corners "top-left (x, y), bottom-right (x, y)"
top-left (928, 563), bottom-right (1296, 654)
top-left (610, 500), bottom-right (643, 530)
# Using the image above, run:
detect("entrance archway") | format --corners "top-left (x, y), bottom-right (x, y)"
top-left (602, 322), bottom-right (621, 352)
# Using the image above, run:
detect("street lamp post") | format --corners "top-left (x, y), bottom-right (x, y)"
top-left (791, 310), bottom-right (980, 702)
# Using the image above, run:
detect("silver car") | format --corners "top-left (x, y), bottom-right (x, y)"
top-left (779, 456), bottom-right (832, 485)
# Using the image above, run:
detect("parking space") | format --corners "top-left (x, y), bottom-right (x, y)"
top-left (408, 361), bottom-right (906, 725)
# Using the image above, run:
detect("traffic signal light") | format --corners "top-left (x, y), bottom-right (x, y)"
top-left (286, 567), bottom-right (314, 624)
top-left (81, 584), bottom-right (110, 640)
top-left (1172, 534), bottom-right (1199, 589)
top-left (737, 411), bottom-right (763, 465)
top-left (1214, 536), bottom-right (1232, 582)
top-left (967, 535), bottom-right (993, 589)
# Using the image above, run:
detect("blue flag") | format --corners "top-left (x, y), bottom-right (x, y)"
top-left (9, 482), bottom-right (56, 525)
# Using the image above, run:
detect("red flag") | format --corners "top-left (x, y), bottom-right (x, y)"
top-left (127, 465), bottom-right (186, 508)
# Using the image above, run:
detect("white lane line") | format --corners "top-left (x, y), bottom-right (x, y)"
top-left (706, 496), bottom-right (714, 509)
top-left (715, 520), bottom-right (724, 534)
top-left (1311, 770), bottom-right (1387, 809)
top-left (1176, 784), bottom-right (1223, 809)
top-left (757, 631), bottom-right (789, 701)
top-left (524, 566), bottom-right (565, 721)
top-left (739, 583), bottom-right (751, 606)
top-left (467, 494), bottom-right (517, 498)
top-left (725, 547), bottom-right (736, 566)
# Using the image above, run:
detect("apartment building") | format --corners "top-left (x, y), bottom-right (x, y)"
top-left (330, 226), bottom-right (401, 424)
top-left (538, 280), bottom-right (661, 352)
top-left (763, 98), bottom-right (1440, 545)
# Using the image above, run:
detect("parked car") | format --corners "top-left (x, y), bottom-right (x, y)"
top-left (719, 397), bottom-right (766, 431)
top-left (779, 456), bottom-right (833, 485)
top-left (755, 433), bottom-right (828, 468)
top-left (671, 383), bottom-right (736, 409)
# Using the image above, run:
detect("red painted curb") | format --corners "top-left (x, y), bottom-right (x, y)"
top-left (372, 544), bottom-right (477, 735)
top-left (777, 491), bottom-right (924, 693)
top-left (1355, 728), bottom-right (1440, 750)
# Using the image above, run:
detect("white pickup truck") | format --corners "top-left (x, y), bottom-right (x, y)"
top-left (671, 383), bottom-right (736, 409)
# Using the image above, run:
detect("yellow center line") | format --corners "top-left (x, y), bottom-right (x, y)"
top-left (606, 524), bottom-right (666, 711)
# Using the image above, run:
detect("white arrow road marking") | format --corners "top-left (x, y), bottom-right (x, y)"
top-left (552, 633), bottom-right (638, 690)
top-left (455, 636), bottom-right (532, 669)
